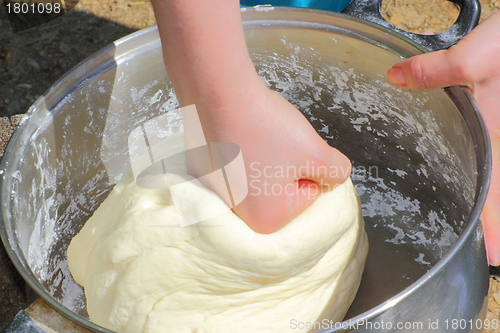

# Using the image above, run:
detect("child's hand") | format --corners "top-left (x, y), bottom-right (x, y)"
top-left (197, 84), bottom-right (351, 234)
top-left (387, 11), bottom-right (500, 266)
top-left (152, 0), bottom-right (350, 234)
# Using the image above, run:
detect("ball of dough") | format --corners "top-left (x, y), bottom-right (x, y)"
top-left (67, 131), bottom-right (368, 333)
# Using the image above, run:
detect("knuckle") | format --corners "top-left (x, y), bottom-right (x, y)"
top-left (447, 45), bottom-right (473, 84)
top-left (408, 56), bottom-right (429, 89)
top-left (452, 60), bottom-right (473, 85)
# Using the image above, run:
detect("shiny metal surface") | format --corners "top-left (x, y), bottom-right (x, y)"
top-left (343, 0), bottom-right (481, 51)
top-left (0, 8), bottom-right (491, 333)
top-left (240, 0), bottom-right (352, 12)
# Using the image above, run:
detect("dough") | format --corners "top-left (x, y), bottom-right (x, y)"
top-left (67, 131), bottom-right (368, 333)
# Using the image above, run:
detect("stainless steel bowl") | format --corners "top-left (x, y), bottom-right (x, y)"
top-left (0, 8), bottom-right (491, 333)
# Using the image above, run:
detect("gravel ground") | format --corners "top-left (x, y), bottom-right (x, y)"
top-left (0, 0), bottom-right (156, 116)
top-left (384, 0), bottom-right (500, 33)
top-left (0, 0), bottom-right (499, 331)
top-left (489, 274), bottom-right (500, 333)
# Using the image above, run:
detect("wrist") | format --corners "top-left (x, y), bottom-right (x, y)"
top-left (193, 79), bottom-right (270, 138)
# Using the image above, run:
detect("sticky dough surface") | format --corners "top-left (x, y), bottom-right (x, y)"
top-left (67, 131), bottom-right (368, 333)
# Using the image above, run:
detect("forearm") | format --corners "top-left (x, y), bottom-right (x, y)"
top-left (151, 0), bottom-right (264, 110)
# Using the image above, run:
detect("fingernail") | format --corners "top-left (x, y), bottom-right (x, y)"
top-left (388, 67), bottom-right (406, 87)
top-left (488, 252), bottom-right (500, 267)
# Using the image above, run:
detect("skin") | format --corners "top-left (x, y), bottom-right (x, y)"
top-left (150, 0), bottom-right (351, 234)
top-left (150, 0), bottom-right (499, 264)
top-left (387, 11), bottom-right (500, 266)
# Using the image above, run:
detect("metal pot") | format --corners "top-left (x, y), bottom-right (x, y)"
top-left (0, 2), bottom-right (491, 333)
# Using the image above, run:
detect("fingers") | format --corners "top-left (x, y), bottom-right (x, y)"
top-left (237, 150), bottom-right (351, 234)
top-left (289, 149), bottom-right (351, 228)
top-left (387, 49), bottom-right (468, 90)
top-left (388, 11), bottom-right (500, 92)
top-left (236, 180), bottom-right (318, 234)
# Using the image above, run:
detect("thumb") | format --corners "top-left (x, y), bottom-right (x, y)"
top-left (387, 49), bottom-right (467, 90)
top-left (305, 147), bottom-right (352, 190)
top-left (290, 150), bottom-right (351, 229)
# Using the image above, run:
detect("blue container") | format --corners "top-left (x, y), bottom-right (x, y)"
top-left (240, 0), bottom-right (352, 12)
